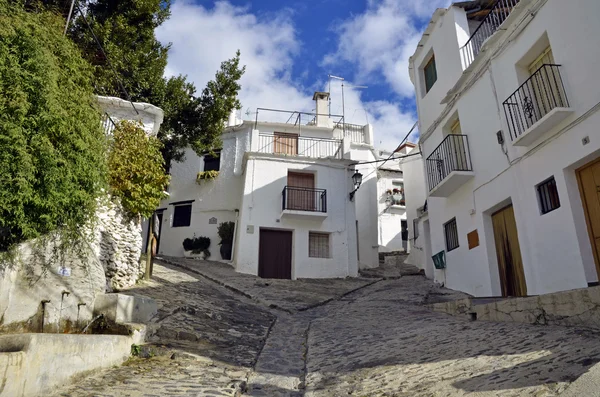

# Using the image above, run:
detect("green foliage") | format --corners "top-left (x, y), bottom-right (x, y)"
top-left (182, 236), bottom-right (210, 257)
top-left (108, 121), bottom-right (170, 218)
top-left (217, 222), bottom-right (235, 244)
top-left (131, 344), bottom-right (141, 356)
top-left (0, 1), bottom-right (107, 252)
top-left (196, 170), bottom-right (219, 184)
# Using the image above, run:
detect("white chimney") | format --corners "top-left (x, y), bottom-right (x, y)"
top-left (313, 91), bottom-right (330, 127)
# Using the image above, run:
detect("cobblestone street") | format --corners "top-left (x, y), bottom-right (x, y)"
top-left (51, 261), bottom-right (600, 396)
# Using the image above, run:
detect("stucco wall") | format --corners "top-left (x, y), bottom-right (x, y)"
top-left (235, 156), bottom-right (358, 279)
top-left (97, 96), bottom-right (163, 136)
top-left (377, 169), bottom-right (406, 253)
top-left (415, 0), bottom-right (600, 296)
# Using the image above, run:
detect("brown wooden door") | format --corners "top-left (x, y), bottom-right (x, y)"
top-left (577, 157), bottom-right (600, 278)
top-left (492, 205), bottom-right (527, 297)
top-left (287, 172), bottom-right (315, 211)
top-left (259, 229), bottom-right (292, 279)
top-left (273, 132), bottom-right (298, 155)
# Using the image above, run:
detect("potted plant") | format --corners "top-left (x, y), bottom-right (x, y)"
top-left (182, 235), bottom-right (211, 259)
top-left (392, 188), bottom-right (404, 205)
top-left (218, 221), bottom-right (235, 260)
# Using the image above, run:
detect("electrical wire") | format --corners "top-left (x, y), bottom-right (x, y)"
top-left (74, 2), bottom-right (139, 115)
top-left (350, 151), bottom-right (422, 166)
top-left (376, 121), bottom-right (418, 170)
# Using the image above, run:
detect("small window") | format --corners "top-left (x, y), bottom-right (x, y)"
top-left (444, 218), bottom-right (459, 252)
top-left (424, 55), bottom-right (437, 93)
top-left (537, 177), bottom-right (560, 214)
top-left (413, 218), bottom-right (419, 240)
top-left (173, 204), bottom-right (192, 227)
top-left (203, 152), bottom-right (220, 172)
top-left (401, 220), bottom-right (408, 241)
top-left (309, 232), bottom-right (330, 258)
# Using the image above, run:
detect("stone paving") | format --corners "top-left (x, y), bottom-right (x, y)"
top-left (50, 259), bottom-right (600, 397)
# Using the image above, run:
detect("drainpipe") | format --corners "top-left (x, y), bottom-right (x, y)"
top-left (40, 300), bottom-right (51, 333)
top-left (231, 209), bottom-right (240, 264)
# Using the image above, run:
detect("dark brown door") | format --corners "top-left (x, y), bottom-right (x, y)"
top-left (287, 172), bottom-right (315, 211)
top-left (492, 205), bottom-right (527, 297)
top-left (259, 229), bottom-right (292, 279)
top-left (577, 157), bottom-right (600, 278)
top-left (273, 132), bottom-right (298, 155)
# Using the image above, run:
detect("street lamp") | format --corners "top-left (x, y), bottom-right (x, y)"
top-left (349, 170), bottom-right (363, 201)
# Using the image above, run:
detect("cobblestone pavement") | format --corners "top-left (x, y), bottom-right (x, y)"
top-left (51, 262), bottom-right (600, 396)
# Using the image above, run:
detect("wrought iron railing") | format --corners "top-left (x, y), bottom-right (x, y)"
top-left (101, 112), bottom-right (117, 135)
top-left (460, 0), bottom-right (521, 68)
top-left (426, 134), bottom-right (473, 191)
top-left (282, 186), bottom-right (327, 213)
top-left (254, 108), bottom-right (344, 129)
top-left (257, 133), bottom-right (343, 159)
top-left (502, 64), bottom-right (568, 141)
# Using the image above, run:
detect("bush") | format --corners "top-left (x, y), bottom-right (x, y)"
top-left (217, 221), bottom-right (234, 244)
top-left (196, 170), bottom-right (219, 184)
top-left (182, 236), bottom-right (210, 254)
top-left (0, 2), bottom-right (107, 252)
top-left (108, 121), bottom-right (170, 218)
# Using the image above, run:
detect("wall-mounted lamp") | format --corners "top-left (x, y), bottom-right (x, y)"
top-left (349, 170), bottom-right (363, 201)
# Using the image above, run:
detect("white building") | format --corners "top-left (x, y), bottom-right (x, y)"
top-left (375, 143), bottom-right (419, 254)
top-left (153, 92), bottom-right (381, 279)
top-left (407, 0), bottom-right (600, 297)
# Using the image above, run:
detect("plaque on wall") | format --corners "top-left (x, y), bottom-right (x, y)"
top-left (209, 217), bottom-right (217, 224)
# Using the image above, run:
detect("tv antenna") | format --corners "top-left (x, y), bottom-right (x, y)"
top-left (327, 75), bottom-right (368, 127)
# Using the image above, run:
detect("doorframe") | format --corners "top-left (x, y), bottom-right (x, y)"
top-left (258, 227), bottom-right (295, 279)
top-left (575, 156), bottom-right (600, 279)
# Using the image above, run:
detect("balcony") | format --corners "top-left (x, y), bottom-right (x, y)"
top-left (503, 64), bottom-right (572, 147)
top-left (257, 133), bottom-right (343, 160)
top-left (426, 134), bottom-right (474, 197)
top-left (281, 186), bottom-right (327, 220)
top-left (460, 0), bottom-right (521, 69)
top-left (102, 112), bottom-right (116, 135)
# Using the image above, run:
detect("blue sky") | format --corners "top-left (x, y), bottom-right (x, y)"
top-left (156, 0), bottom-right (450, 148)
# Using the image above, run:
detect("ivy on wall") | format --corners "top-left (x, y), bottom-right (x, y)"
top-left (108, 121), bottom-right (170, 218)
top-left (0, 1), bottom-right (107, 252)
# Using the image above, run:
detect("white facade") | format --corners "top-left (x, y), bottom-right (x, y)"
top-left (155, 93), bottom-right (380, 278)
top-left (97, 96), bottom-right (164, 136)
top-left (408, 0), bottom-right (600, 296)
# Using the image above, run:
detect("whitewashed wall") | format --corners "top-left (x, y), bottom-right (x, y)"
top-left (97, 96), bottom-right (163, 136)
top-left (413, 0), bottom-right (600, 296)
top-left (376, 169), bottom-right (406, 253)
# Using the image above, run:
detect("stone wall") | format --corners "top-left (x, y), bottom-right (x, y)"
top-left (89, 196), bottom-right (144, 291)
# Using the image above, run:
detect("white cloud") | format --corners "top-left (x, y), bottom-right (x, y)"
top-left (156, 0), bottom-right (423, 150)
top-left (325, 0), bottom-right (450, 98)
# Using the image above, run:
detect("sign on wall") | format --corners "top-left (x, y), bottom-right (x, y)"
top-left (209, 217), bottom-right (217, 224)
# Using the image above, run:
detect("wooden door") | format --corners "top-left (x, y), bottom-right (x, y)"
top-left (273, 132), bottom-right (298, 155)
top-left (287, 172), bottom-right (315, 211)
top-left (577, 157), bottom-right (600, 278)
top-left (259, 229), bottom-right (292, 279)
top-left (492, 205), bottom-right (527, 297)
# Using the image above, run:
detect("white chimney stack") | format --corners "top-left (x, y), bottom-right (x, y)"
top-left (313, 91), bottom-right (330, 127)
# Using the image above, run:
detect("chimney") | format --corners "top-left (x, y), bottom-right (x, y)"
top-left (313, 91), bottom-right (330, 127)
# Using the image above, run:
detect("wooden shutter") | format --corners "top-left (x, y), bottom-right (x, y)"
top-left (287, 172), bottom-right (315, 211)
top-left (274, 132), bottom-right (298, 155)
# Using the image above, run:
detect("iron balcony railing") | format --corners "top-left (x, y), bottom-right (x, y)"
top-left (503, 64), bottom-right (569, 141)
top-left (426, 134), bottom-right (473, 191)
top-left (254, 108), bottom-right (344, 129)
top-left (282, 186), bottom-right (327, 213)
top-left (257, 133), bottom-right (343, 159)
top-left (460, 0), bottom-right (521, 68)
top-left (102, 112), bottom-right (117, 135)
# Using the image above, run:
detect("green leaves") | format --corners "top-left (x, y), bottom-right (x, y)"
top-left (107, 121), bottom-right (170, 218)
top-left (0, 1), bottom-right (107, 251)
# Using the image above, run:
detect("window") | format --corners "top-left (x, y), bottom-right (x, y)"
top-left (424, 55), bottom-right (437, 93)
top-left (413, 218), bottom-right (419, 240)
top-left (273, 132), bottom-right (298, 155)
top-left (391, 181), bottom-right (404, 205)
top-left (203, 152), bottom-right (220, 171)
top-left (401, 220), bottom-right (408, 241)
top-left (444, 218), bottom-right (459, 252)
top-left (537, 176), bottom-right (560, 214)
top-left (172, 204), bottom-right (192, 227)
top-left (309, 232), bottom-right (330, 258)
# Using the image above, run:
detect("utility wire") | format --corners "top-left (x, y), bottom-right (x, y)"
top-left (75, 2), bottom-right (139, 115)
top-left (375, 121), bottom-right (418, 170)
top-left (350, 151), bottom-right (421, 166)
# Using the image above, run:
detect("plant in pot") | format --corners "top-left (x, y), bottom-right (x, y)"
top-left (217, 221), bottom-right (235, 260)
top-left (392, 188), bottom-right (404, 205)
top-left (182, 235), bottom-right (211, 259)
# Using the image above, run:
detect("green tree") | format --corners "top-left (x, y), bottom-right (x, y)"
top-left (108, 121), bottom-right (169, 218)
top-left (0, 0), bottom-right (107, 251)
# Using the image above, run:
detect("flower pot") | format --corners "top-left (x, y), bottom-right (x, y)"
top-left (220, 242), bottom-right (232, 260)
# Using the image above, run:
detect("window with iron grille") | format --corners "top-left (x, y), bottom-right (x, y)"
top-left (424, 55), bottom-right (437, 93)
top-left (444, 218), bottom-right (459, 252)
top-left (413, 218), bottom-right (419, 240)
top-left (537, 176), bottom-right (560, 214)
top-left (173, 204), bottom-right (192, 227)
top-left (309, 232), bottom-right (330, 258)
top-left (203, 152), bottom-right (220, 171)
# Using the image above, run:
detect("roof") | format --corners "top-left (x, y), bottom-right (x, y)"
top-left (395, 142), bottom-right (416, 152)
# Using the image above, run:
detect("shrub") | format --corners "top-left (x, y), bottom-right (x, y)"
top-left (217, 221), bottom-right (235, 244)
top-left (108, 121), bottom-right (170, 218)
top-left (0, 2), bottom-right (107, 252)
top-left (182, 236), bottom-right (210, 255)
top-left (196, 170), bottom-right (219, 184)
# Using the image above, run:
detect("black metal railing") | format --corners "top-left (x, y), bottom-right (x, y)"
top-left (460, 0), bottom-right (520, 68)
top-left (282, 186), bottom-right (327, 213)
top-left (102, 112), bottom-right (117, 135)
top-left (426, 134), bottom-right (473, 191)
top-left (503, 64), bottom-right (568, 141)
top-left (257, 133), bottom-right (343, 159)
top-left (254, 108), bottom-right (344, 130)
